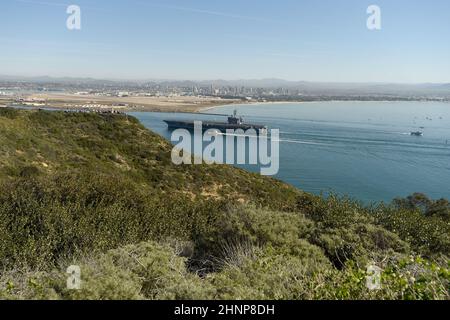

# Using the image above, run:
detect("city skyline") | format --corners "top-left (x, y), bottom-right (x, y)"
top-left (1, 0), bottom-right (450, 83)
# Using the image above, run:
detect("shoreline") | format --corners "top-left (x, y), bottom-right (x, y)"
top-left (4, 97), bottom-right (450, 115)
top-left (200, 99), bottom-right (450, 114)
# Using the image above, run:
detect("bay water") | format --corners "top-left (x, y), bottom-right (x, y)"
top-left (131, 101), bottom-right (450, 203)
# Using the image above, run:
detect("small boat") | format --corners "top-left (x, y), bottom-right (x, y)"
top-left (410, 131), bottom-right (423, 136)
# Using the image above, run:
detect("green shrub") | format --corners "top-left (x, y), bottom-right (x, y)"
top-left (294, 194), bottom-right (410, 267)
top-left (210, 245), bottom-right (331, 300)
top-left (374, 204), bottom-right (450, 257)
top-left (192, 204), bottom-right (322, 271)
top-left (0, 241), bottom-right (214, 300)
top-left (313, 256), bottom-right (450, 300)
top-left (0, 109), bottom-right (448, 300)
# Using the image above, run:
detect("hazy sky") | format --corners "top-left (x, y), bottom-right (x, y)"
top-left (1, 0), bottom-right (450, 82)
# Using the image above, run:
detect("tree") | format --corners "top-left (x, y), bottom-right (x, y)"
top-left (393, 193), bottom-right (449, 220)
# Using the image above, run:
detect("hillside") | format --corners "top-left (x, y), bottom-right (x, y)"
top-left (0, 108), bottom-right (448, 300)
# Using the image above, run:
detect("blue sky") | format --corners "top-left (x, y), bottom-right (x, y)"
top-left (1, 0), bottom-right (450, 82)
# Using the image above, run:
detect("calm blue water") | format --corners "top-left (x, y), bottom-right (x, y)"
top-left (130, 101), bottom-right (450, 203)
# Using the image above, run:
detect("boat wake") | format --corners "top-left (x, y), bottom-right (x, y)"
top-left (214, 132), bottom-right (331, 146)
top-left (275, 138), bottom-right (331, 146)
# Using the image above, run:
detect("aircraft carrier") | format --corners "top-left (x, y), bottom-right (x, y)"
top-left (164, 110), bottom-right (267, 134)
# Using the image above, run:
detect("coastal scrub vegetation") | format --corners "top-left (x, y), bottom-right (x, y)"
top-left (0, 108), bottom-right (448, 300)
